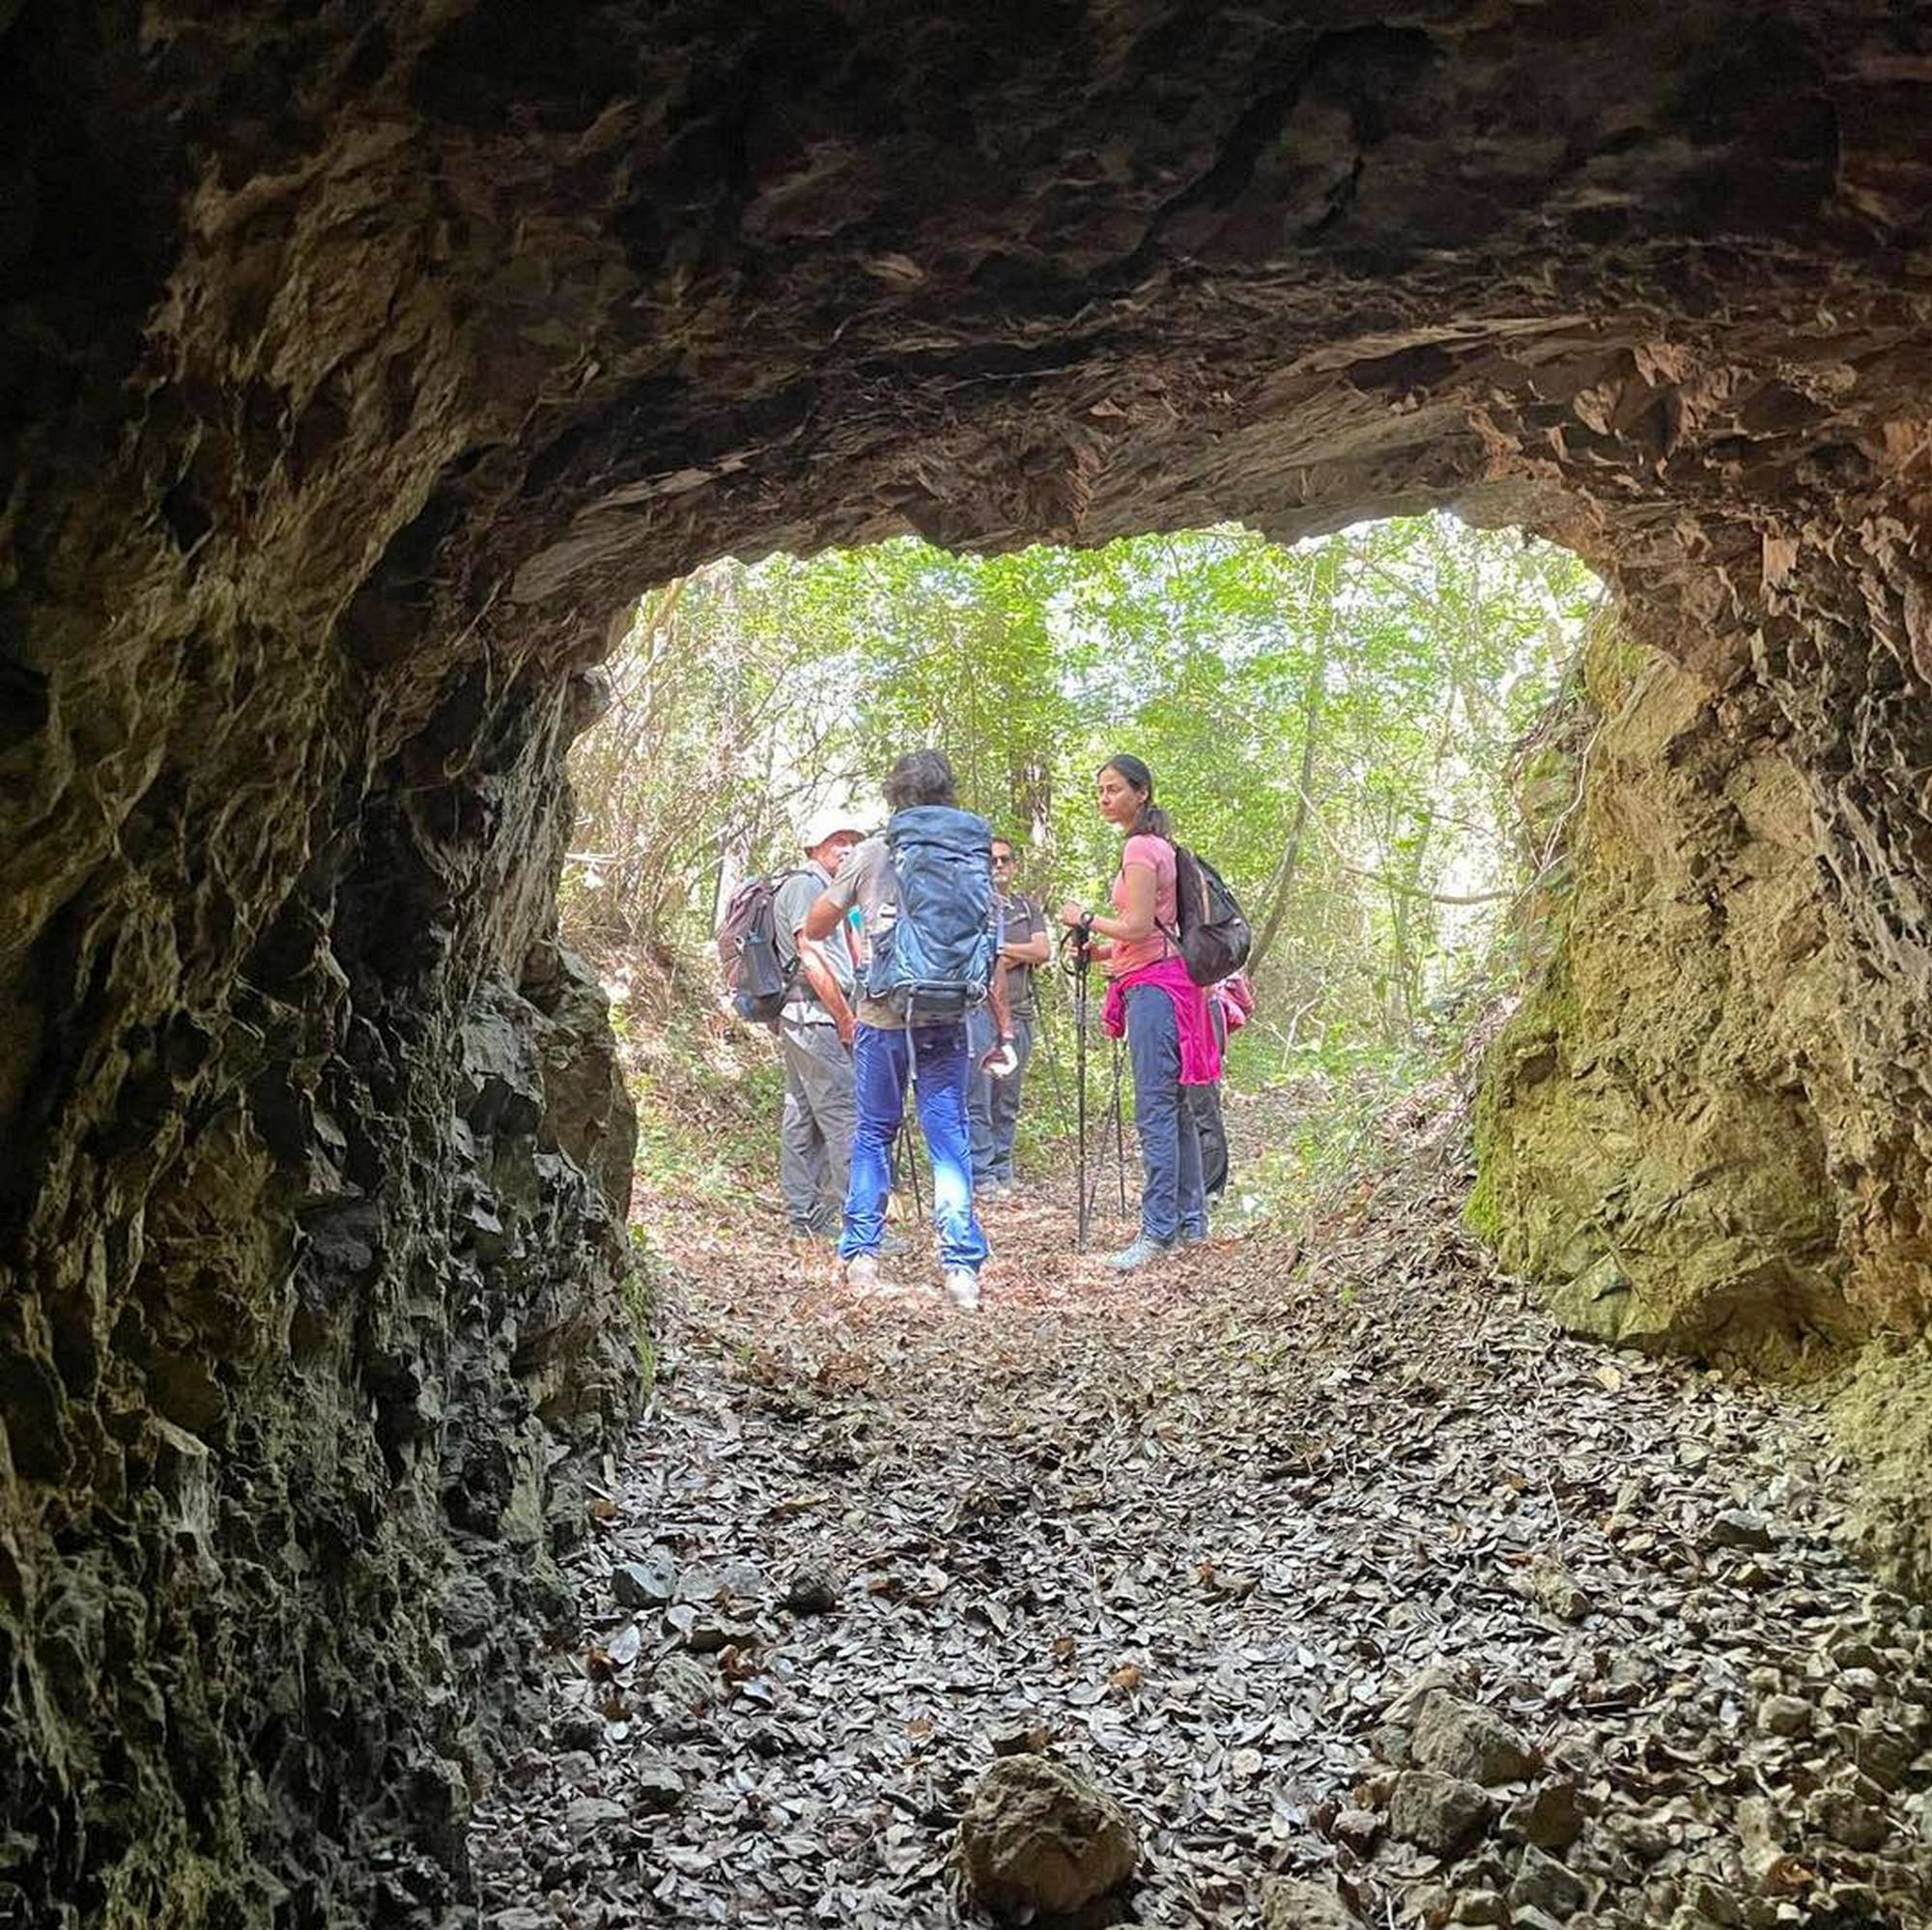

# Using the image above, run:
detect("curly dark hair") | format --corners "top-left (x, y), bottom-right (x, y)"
top-left (883, 749), bottom-right (957, 811)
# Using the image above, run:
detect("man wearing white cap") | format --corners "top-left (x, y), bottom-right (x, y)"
top-left (771, 806), bottom-right (864, 1239)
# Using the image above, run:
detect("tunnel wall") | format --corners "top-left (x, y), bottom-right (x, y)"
top-left (4, 0), bottom-right (1932, 1919)
top-left (1471, 598), bottom-right (1932, 1370)
top-left (1471, 561), bottom-right (1932, 1585)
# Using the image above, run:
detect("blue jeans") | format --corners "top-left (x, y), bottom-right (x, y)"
top-left (840, 1022), bottom-right (990, 1273)
top-left (966, 1008), bottom-right (1035, 1186)
top-left (1124, 983), bottom-right (1206, 1243)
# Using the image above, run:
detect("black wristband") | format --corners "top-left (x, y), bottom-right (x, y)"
top-left (1078, 912), bottom-right (1095, 938)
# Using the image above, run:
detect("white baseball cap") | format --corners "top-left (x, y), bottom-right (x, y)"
top-left (800, 804), bottom-right (867, 850)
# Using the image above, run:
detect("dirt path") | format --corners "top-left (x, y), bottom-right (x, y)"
top-left (470, 1167), bottom-right (1932, 1928)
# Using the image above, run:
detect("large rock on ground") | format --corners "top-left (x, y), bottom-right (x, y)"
top-left (1411, 1695), bottom-right (1540, 1787)
top-left (1261, 1876), bottom-right (1358, 1928)
top-left (1389, 1771), bottom-right (1492, 1859)
top-left (955, 1754), bottom-right (1140, 1918)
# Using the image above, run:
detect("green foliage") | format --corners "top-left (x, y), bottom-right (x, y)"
top-left (565, 514), bottom-right (1603, 1184)
top-left (621, 1225), bottom-right (660, 1392)
top-left (1226, 1031), bottom-right (1436, 1228)
top-left (621, 989), bottom-right (785, 1202)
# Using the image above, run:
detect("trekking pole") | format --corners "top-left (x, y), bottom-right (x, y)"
top-left (1081, 1035), bottom-right (1119, 1231)
top-left (1111, 1038), bottom-right (1128, 1218)
top-left (898, 1083), bottom-right (924, 1223)
top-left (1061, 929), bottom-right (1092, 1252)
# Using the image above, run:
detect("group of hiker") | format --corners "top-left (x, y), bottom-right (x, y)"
top-left (720, 748), bottom-right (1251, 1310)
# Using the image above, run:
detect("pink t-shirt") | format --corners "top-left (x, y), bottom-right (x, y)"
top-left (1108, 834), bottom-right (1178, 977)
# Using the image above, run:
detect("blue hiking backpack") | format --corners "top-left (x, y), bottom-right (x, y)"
top-left (866, 806), bottom-right (999, 1023)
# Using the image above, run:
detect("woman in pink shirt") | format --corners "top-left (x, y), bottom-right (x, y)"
top-left (1058, 754), bottom-right (1220, 1267)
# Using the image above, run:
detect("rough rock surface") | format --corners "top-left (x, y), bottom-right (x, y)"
top-left (1468, 619), bottom-right (1932, 1576)
top-left (5, 1), bottom-right (1932, 1919)
top-left (1467, 613), bottom-right (1895, 1367)
top-left (1260, 1876), bottom-right (1358, 1929)
top-left (1411, 1694), bottom-right (1541, 1787)
top-left (954, 1753), bottom-right (1141, 1919)
top-left (1390, 1771), bottom-right (1493, 1859)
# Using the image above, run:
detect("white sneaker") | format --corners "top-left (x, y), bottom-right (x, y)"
top-left (942, 1267), bottom-right (981, 1312)
top-left (1104, 1234), bottom-right (1173, 1272)
top-left (845, 1254), bottom-right (882, 1291)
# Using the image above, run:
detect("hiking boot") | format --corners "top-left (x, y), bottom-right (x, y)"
top-left (844, 1254), bottom-right (883, 1291)
top-left (1104, 1233), bottom-right (1173, 1271)
top-left (1179, 1222), bottom-right (1209, 1246)
top-left (942, 1267), bottom-right (981, 1312)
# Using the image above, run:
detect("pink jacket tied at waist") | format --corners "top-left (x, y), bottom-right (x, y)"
top-left (1101, 956), bottom-right (1223, 1086)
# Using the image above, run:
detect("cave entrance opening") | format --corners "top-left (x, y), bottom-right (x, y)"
top-left (560, 511), bottom-right (1602, 1227)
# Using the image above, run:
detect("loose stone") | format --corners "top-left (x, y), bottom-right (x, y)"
top-left (1852, 1717), bottom-right (1917, 1789)
top-left (562, 1795), bottom-right (627, 1841)
top-left (682, 1610), bottom-right (753, 1655)
top-left (1756, 1693), bottom-right (1812, 1737)
top-left (1521, 1556), bottom-right (1593, 1622)
top-left (1389, 1770), bottom-right (1492, 1857)
top-left (1501, 1779), bottom-right (1587, 1850)
top-left (1682, 1876), bottom-right (1746, 1925)
top-left (1333, 1805), bottom-right (1382, 1854)
top-left (612, 1549), bottom-right (678, 1608)
top-left (1454, 1889), bottom-right (1508, 1925)
top-left (1260, 1876), bottom-right (1357, 1928)
top-left (633, 1758), bottom-right (686, 1814)
top-left (645, 1654), bottom-right (715, 1723)
top-left (1707, 1509), bottom-right (1776, 1551)
top-left (1829, 1637), bottom-right (1886, 1672)
top-left (954, 1754), bottom-right (1140, 1918)
top-left (782, 1562), bottom-right (840, 1613)
top-left (1509, 1845), bottom-right (1590, 1919)
top-left (1412, 1694), bottom-right (1540, 1786)
top-left (1805, 1788), bottom-right (1888, 1851)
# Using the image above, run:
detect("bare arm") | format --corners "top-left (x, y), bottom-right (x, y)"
top-left (999, 924), bottom-right (1051, 968)
top-left (1059, 862), bottom-right (1156, 944)
top-left (795, 937), bottom-right (855, 1043)
top-left (988, 962), bottom-right (1011, 1039)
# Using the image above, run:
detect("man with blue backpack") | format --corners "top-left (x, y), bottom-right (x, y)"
top-left (801, 751), bottom-right (1014, 1311)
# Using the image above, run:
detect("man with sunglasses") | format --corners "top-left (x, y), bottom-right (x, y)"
top-left (967, 837), bottom-right (1051, 1199)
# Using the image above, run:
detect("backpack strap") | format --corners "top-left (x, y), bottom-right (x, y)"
top-left (1135, 836), bottom-right (1185, 961)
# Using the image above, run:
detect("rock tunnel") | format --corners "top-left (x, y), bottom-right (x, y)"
top-left (4, 1), bottom-right (1931, 1920)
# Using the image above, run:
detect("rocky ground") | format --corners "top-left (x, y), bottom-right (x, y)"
top-left (469, 1149), bottom-right (1932, 1927)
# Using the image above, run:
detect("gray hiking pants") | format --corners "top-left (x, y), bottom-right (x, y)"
top-left (779, 1017), bottom-right (856, 1232)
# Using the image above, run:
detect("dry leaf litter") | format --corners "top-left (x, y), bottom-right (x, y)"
top-left (469, 1145), bottom-right (1932, 1928)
